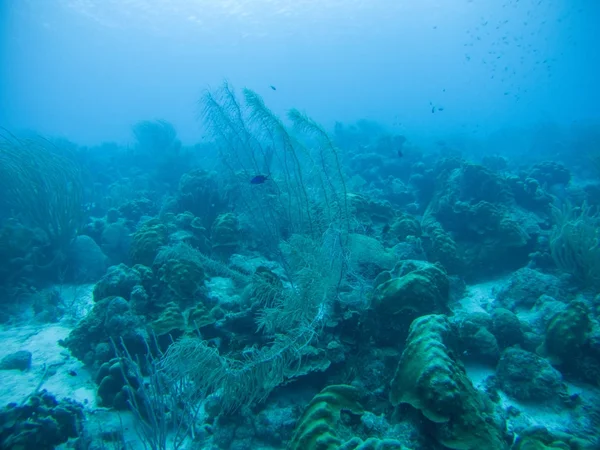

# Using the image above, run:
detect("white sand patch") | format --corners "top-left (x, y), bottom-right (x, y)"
top-left (0, 324), bottom-right (96, 407)
top-left (464, 362), bottom-right (599, 439)
top-left (457, 278), bottom-right (507, 313)
top-left (206, 276), bottom-right (236, 297)
top-left (83, 409), bottom-right (145, 450)
top-left (0, 283), bottom-right (148, 448)
top-left (0, 284), bottom-right (97, 407)
top-left (57, 283), bottom-right (96, 324)
top-left (464, 362), bottom-right (494, 390)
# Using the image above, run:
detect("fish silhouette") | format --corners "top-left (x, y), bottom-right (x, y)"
top-left (251, 174), bottom-right (269, 184)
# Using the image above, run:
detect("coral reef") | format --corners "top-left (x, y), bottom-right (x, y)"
top-left (371, 260), bottom-right (450, 344)
top-left (0, 390), bottom-right (85, 449)
top-left (496, 347), bottom-right (565, 402)
top-left (390, 314), bottom-right (506, 450)
top-left (1, 82), bottom-right (599, 450)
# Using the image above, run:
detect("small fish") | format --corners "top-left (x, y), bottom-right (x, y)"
top-left (270, 85), bottom-right (276, 91)
top-left (431, 106), bottom-right (436, 113)
top-left (67, 370), bottom-right (77, 377)
top-left (397, 149), bottom-right (403, 158)
top-left (250, 174), bottom-right (269, 184)
top-left (437, 107), bottom-right (444, 112)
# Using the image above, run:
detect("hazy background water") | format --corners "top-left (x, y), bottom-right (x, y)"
top-left (1, 0), bottom-right (598, 146)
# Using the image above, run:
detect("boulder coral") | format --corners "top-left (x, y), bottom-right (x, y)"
top-left (421, 217), bottom-right (463, 274)
top-left (129, 218), bottom-right (168, 267)
top-left (287, 385), bottom-right (408, 450)
top-left (390, 314), bottom-right (506, 450)
top-left (496, 347), bottom-right (565, 402)
top-left (372, 260), bottom-right (450, 344)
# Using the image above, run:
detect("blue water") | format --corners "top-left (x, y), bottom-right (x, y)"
top-left (0, 1), bottom-right (599, 449)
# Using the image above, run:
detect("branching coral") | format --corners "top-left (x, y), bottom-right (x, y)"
top-left (200, 81), bottom-right (349, 254)
top-left (160, 302), bottom-right (326, 413)
top-left (156, 82), bottom-right (352, 413)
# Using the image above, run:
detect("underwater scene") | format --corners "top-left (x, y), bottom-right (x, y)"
top-left (1, 0), bottom-right (600, 449)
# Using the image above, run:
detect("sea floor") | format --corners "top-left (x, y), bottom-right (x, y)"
top-left (0, 279), bottom-right (598, 449)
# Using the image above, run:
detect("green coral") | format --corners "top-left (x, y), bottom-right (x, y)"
top-left (372, 260), bottom-right (449, 343)
top-left (188, 303), bottom-right (224, 329)
top-left (287, 385), bottom-right (364, 450)
top-left (93, 263), bottom-right (142, 302)
top-left (421, 218), bottom-right (463, 274)
top-left (150, 302), bottom-right (185, 336)
top-left (288, 385), bottom-right (410, 450)
top-left (156, 257), bottom-right (205, 303)
top-left (389, 214), bottom-right (421, 241)
top-left (177, 169), bottom-right (230, 229)
top-left (130, 218), bottom-right (168, 266)
top-left (347, 193), bottom-right (395, 224)
top-left (150, 243), bottom-right (207, 312)
top-left (422, 160), bottom-right (534, 277)
top-left (459, 162), bottom-right (513, 203)
top-left (346, 233), bottom-right (396, 278)
top-left (390, 314), bottom-right (504, 450)
top-left (543, 300), bottom-right (591, 365)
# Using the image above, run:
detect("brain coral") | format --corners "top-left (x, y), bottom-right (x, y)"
top-left (390, 314), bottom-right (505, 450)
